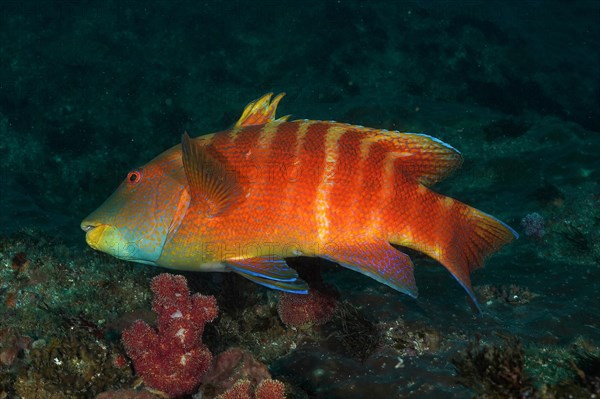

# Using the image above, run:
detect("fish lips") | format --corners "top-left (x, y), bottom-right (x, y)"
top-left (83, 224), bottom-right (110, 250)
top-left (81, 222), bottom-right (118, 251)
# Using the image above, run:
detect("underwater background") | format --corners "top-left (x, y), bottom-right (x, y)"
top-left (1, 0), bottom-right (599, 398)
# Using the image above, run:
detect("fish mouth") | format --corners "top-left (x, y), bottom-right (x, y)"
top-left (81, 222), bottom-right (110, 250)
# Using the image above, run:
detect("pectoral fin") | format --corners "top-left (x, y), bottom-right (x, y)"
top-left (181, 132), bottom-right (242, 217)
top-left (322, 240), bottom-right (418, 298)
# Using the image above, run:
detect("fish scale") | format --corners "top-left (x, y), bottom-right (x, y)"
top-left (82, 93), bottom-right (517, 312)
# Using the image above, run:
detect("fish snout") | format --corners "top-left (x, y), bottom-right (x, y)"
top-left (86, 225), bottom-right (112, 250)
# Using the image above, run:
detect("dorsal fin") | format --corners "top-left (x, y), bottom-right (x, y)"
top-left (235, 92), bottom-right (290, 127)
top-left (381, 131), bottom-right (463, 186)
top-left (181, 132), bottom-right (242, 217)
top-left (292, 121), bottom-right (463, 186)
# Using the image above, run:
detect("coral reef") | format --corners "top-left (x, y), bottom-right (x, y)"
top-left (452, 337), bottom-right (535, 399)
top-left (122, 273), bottom-right (218, 397)
top-left (0, 230), bottom-right (155, 340)
top-left (13, 330), bottom-right (131, 398)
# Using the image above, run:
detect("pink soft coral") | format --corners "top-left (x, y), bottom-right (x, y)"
top-left (122, 273), bottom-right (218, 397)
top-left (216, 378), bottom-right (286, 399)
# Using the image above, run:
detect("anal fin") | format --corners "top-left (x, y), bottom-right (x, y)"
top-left (321, 240), bottom-right (417, 298)
top-left (234, 272), bottom-right (309, 294)
top-left (226, 257), bottom-right (309, 294)
top-left (226, 256), bottom-right (299, 282)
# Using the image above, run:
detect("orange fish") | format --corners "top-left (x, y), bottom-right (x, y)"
top-left (81, 93), bottom-right (517, 311)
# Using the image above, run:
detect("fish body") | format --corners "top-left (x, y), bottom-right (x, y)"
top-left (82, 93), bottom-right (517, 310)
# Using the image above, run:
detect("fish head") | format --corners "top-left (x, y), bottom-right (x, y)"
top-left (81, 148), bottom-right (188, 265)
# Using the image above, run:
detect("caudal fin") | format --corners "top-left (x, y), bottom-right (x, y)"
top-left (439, 205), bottom-right (518, 312)
top-left (388, 181), bottom-right (518, 312)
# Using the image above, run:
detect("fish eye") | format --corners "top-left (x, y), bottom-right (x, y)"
top-left (126, 170), bottom-right (142, 184)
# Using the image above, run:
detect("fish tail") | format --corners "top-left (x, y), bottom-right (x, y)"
top-left (441, 202), bottom-right (518, 311)
top-left (387, 178), bottom-right (518, 311)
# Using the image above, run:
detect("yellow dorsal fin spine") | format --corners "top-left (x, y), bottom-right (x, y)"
top-left (235, 92), bottom-right (286, 127)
